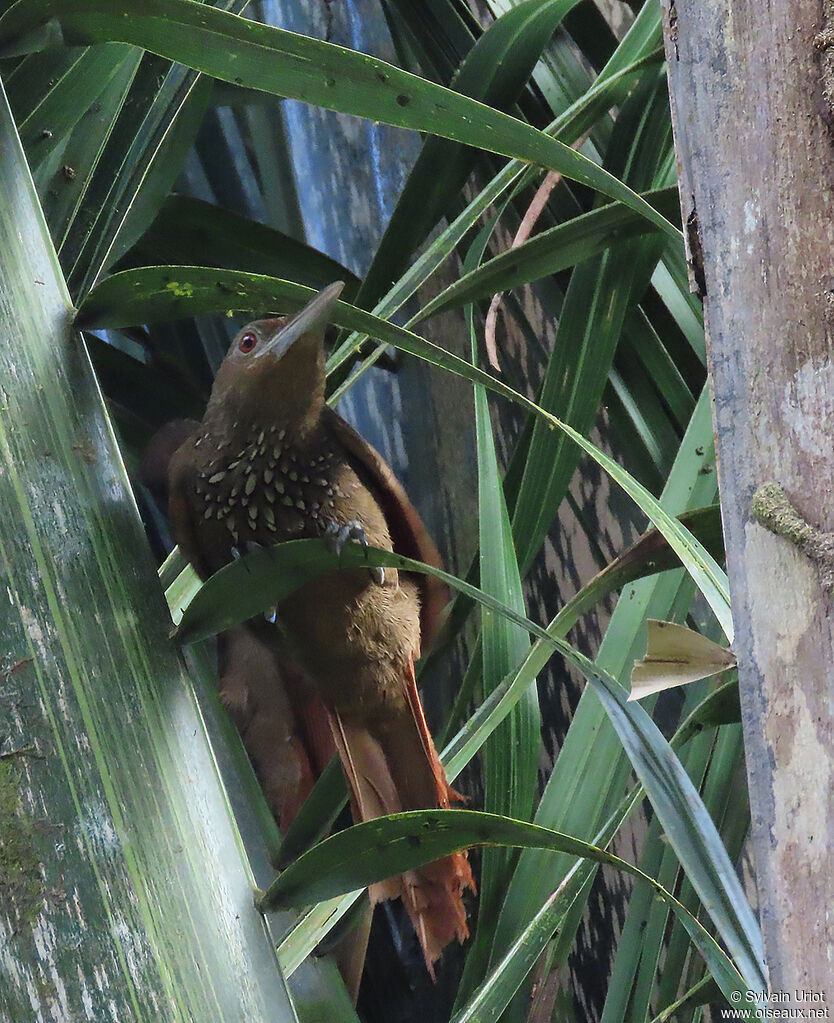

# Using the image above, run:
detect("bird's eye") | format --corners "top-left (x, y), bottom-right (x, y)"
top-left (238, 331), bottom-right (258, 354)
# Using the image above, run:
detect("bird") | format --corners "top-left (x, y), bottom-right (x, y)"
top-left (151, 282), bottom-right (474, 978)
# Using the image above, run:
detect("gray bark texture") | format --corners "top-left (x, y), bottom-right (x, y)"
top-left (661, 0), bottom-right (834, 996)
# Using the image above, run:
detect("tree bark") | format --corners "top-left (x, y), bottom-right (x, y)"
top-left (661, 0), bottom-right (834, 997)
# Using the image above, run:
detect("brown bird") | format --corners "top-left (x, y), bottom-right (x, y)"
top-left (157, 282), bottom-right (473, 977)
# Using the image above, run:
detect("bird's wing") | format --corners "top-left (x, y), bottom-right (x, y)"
top-left (322, 406), bottom-right (448, 649)
top-left (166, 432), bottom-right (214, 579)
top-left (141, 418), bottom-right (200, 501)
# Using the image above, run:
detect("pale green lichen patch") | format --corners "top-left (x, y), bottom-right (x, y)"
top-left (751, 481), bottom-right (834, 594)
top-left (0, 759), bottom-right (45, 931)
top-left (165, 280), bottom-right (194, 298)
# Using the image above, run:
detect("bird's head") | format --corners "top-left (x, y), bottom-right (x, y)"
top-left (205, 281), bottom-right (344, 439)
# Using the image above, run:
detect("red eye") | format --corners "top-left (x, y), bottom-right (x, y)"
top-left (238, 332), bottom-right (257, 353)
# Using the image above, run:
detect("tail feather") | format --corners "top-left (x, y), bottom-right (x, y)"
top-left (329, 660), bottom-right (474, 979)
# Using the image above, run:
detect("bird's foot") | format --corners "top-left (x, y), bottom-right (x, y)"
top-left (323, 518), bottom-right (367, 555)
top-left (322, 519), bottom-right (385, 585)
top-left (231, 541), bottom-right (264, 560)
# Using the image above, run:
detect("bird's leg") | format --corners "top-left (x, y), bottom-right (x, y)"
top-left (322, 519), bottom-right (385, 585)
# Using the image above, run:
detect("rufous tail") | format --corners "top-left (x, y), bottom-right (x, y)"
top-left (328, 659), bottom-right (474, 979)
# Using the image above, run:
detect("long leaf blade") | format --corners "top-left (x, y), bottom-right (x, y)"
top-left (258, 809), bottom-right (750, 1009)
top-left (0, 0), bottom-right (680, 240)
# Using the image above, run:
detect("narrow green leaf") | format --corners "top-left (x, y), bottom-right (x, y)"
top-left (379, 0), bottom-right (479, 85)
top-left (673, 677), bottom-right (740, 747)
top-left (355, 0), bottom-right (584, 309)
top-left (65, 62), bottom-right (214, 297)
top-left (600, 686), bottom-right (714, 1023)
top-left (172, 539), bottom-right (533, 643)
top-left (3, 43), bottom-right (79, 123)
top-left (126, 194), bottom-right (360, 298)
top-left (609, 362), bottom-right (682, 477)
top-left (275, 757), bottom-right (345, 869)
top-left (56, 0), bottom-right (251, 298)
top-left (653, 237), bottom-right (706, 361)
top-left (261, 810), bottom-right (683, 910)
top-left (508, 64), bottom-right (674, 577)
top-left (622, 306), bottom-right (696, 431)
top-left (418, 186), bottom-right (680, 321)
top-left (0, 0), bottom-right (681, 240)
top-left (650, 976), bottom-right (722, 1023)
top-left (654, 722), bottom-right (748, 1015)
top-left (451, 860), bottom-right (596, 1023)
top-left (488, 388), bottom-right (718, 998)
top-left (276, 895), bottom-right (364, 978)
top-left (158, 544), bottom-right (188, 591)
top-left (258, 809), bottom-right (749, 1010)
top-left (15, 42), bottom-right (133, 185)
top-left (462, 230), bottom-right (539, 990)
top-left (586, 669), bottom-right (765, 989)
top-left (41, 50), bottom-right (140, 253)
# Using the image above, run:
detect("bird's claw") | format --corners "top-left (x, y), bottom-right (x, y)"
top-left (231, 541), bottom-right (263, 560)
top-left (323, 519), bottom-right (385, 585)
top-left (323, 519), bottom-right (368, 556)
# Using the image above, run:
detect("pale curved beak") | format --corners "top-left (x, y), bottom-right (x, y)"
top-left (258, 281), bottom-right (345, 358)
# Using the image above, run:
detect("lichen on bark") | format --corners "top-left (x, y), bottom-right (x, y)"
top-left (751, 481), bottom-right (834, 595)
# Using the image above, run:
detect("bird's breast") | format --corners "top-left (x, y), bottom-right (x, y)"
top-left (192, 424), bottom-right (344, 549)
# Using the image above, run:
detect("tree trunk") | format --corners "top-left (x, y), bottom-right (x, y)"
top-left (662, 0), bottom-right (834, 997)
